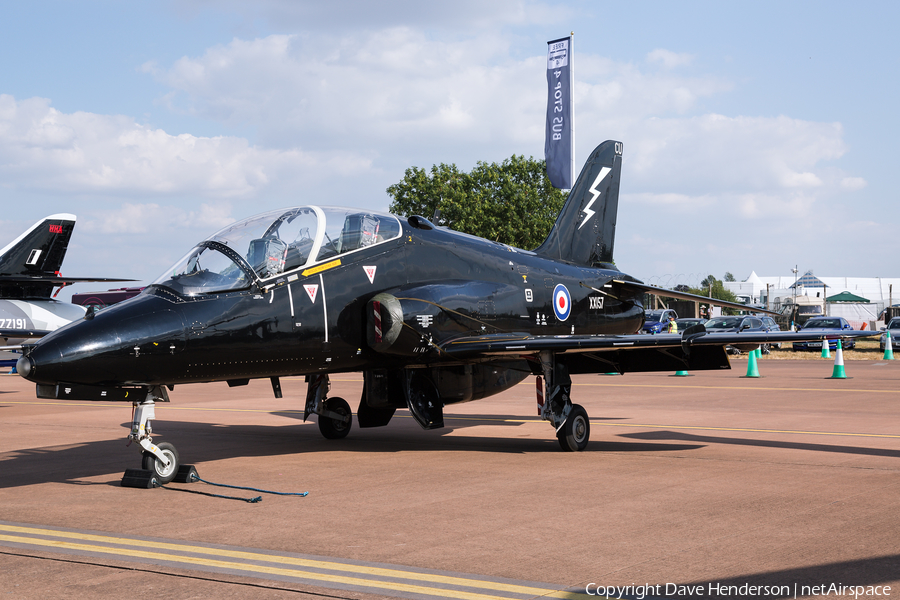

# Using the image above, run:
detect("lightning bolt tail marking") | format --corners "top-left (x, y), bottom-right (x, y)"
top-left (579, 166), bottom-right (611, 230)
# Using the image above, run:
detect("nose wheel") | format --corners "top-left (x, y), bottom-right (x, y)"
top-left (141, 441), bottom-right (180, 484)
top-left (129, 388), bottom-right (181, 484)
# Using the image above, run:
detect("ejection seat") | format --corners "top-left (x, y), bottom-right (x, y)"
top-left (247, 236), bottom-right (288, 279)
top-left (337, 214), bottom-right (380, 254)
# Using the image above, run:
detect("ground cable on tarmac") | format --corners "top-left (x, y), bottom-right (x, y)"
top-left (161, 467), bottom-right (309, 503)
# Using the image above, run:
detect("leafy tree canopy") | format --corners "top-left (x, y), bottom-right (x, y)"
top-left (692, 275), bottom-right (739, 312)
top-left (386, 155), bottom-right (567, 250)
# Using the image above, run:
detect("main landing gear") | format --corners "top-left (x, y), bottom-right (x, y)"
top-left (304, 374), bottom-right (353, 439)
top-left (130, 386), bottom-right (181, 484)
top-left (538, 352), bottom-right (591, 451)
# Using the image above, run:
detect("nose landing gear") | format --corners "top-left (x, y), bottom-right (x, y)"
top-left (129, 386), bottom-right (181, 484)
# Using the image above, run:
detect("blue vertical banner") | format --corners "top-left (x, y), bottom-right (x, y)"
top-left (545, 35), bottom-right (573, 189)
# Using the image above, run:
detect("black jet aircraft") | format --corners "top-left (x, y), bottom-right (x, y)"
top-left (0, 214), bottom-right (133, 365)
top-left (16, 141), bottom-right (874, 483)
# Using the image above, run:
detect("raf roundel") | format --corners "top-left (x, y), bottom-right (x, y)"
top-left (553, 284), bottom-right (571, 321)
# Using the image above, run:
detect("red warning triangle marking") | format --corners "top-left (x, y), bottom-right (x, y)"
top-left (304, 284), bottom-right (319, 303)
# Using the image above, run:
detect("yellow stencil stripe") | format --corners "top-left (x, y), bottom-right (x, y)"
top-left (301, 259), bottom-right (341, 277)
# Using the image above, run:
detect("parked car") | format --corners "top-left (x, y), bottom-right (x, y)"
top-left (792, 317), bottom-right (856, 351)
top-left (673, 317), bottom-right (706, 332)
top-left (760, 315), bottom-right (783, 349)
top-left (705, 316), bottom-right (767, 333)
top-left (642, 309), bottom-right (678, 334)
top-left (705, 315), bottom-right (770, 354)
top-left (880, 317), bottom-right (900, 351)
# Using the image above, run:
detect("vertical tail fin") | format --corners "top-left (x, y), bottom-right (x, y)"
top-left (0, 214), bottom-right (77, 276)
top-left (535, 140), bottom-right (622, 268)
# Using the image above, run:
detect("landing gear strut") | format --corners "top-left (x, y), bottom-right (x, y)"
top-left (538, 352), bottom-right (590, 452)
top-left (305, 374), bottom-right (353, 439)
top-left (129, 386), bottom-right (181, 483)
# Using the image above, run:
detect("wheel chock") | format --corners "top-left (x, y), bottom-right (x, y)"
top-left (173, 464), bottom-right (199, 484)
top-left (121, 468), bottom-right (160, 489)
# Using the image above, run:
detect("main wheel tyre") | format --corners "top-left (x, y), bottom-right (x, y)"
top-left (557, 404), bottom-right (590, 452)
top-left (318, 397), bottom-right (352, 439)
top-left (141, 441), bottom-right (180, 484)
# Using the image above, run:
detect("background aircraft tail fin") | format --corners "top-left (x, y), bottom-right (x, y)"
top-left (0, 214), bottom-right (77, 277)
top-left (534, 140), bottom-right (623, 268)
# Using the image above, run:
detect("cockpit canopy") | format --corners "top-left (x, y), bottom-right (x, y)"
top-left (152, 206), bottom-right (402, 296)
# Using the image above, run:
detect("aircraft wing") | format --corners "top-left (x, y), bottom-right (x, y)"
top-left (439, 329), bottom-right (878, 359)
top-left (612, 279), bottom-right (778, 316)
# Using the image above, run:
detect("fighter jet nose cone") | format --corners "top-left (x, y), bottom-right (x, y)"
top-left (16, 355), bottom-right (33, 379)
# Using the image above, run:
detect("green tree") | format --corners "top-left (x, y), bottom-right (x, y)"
top-left (693, 275), bottom-right (739, 313)
top-left (386, 155), bottom-right (567, 250)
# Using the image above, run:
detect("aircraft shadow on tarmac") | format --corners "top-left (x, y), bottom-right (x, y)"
top-left (679, 554), bottom-right (900, 599)
top-left (620, 430), bottom-right (900, 458)
top-left (0, 414), bottom-right (703, 489)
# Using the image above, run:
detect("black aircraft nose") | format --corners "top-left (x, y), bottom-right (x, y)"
top-left (20, 336), bottom-right (84, 385)
top-left (20, 292), bottom-right (187, 386)
top-left (18, 310), bottom-right (122, 385)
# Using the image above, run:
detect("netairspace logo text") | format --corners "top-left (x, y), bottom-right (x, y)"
top-left (585, 582), bottom-right (892, 599)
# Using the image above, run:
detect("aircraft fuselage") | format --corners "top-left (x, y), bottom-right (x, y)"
top-left (22, 220), bottom-right (643, 390)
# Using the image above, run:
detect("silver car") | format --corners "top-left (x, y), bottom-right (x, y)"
top-left (880, 318), bottom-right (900, 351)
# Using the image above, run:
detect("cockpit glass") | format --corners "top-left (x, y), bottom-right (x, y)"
top-left (152, 245), bottom-right (250, 296)
top-left (153, 206), bottom-right (404, 291)
top-left (315, 208), bottom-right (401, 263)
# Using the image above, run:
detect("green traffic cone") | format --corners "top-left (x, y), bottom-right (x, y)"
top-left (745, 348), bottom-right (760, 378)
top-left (820, 338), bottom-right (831, 359)
top-left (831, 339), bottom-right (847, 379)
top-left (884, 331), bottom-right (894, 360)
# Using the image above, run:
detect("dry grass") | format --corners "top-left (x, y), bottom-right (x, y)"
top-left (733, 337), bottom-right (890, 361)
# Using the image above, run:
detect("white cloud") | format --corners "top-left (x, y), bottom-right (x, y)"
top-left (145, 31), bottom-right (542, 154)
top-left (143, 30), bottom-right (739, 178)
top-left (0, 28), bottom-right (867, 273)
top-left (840, 176), bottom-right (867, 191)
top-left (619, 114), bottom-right (851, 195)
top-left (0, 94), bottom-right (376, 199)
top-left (81, 202), bottom-right (236, 235)
top-left (646, 49), bottom-right (695, 69)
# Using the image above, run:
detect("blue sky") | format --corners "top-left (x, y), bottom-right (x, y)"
top-left (1, 1), bottom-right (896, 297)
